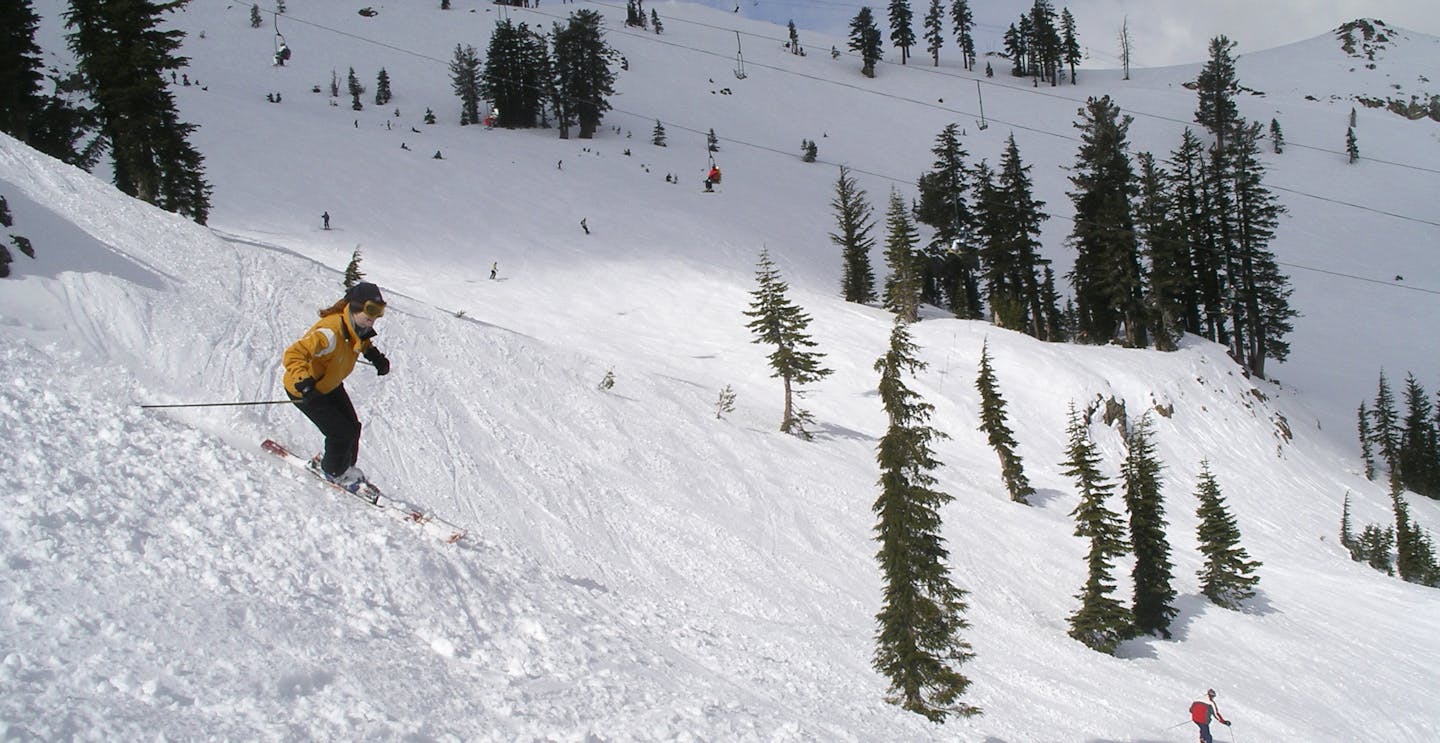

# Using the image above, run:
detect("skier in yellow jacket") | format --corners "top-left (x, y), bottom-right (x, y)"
top-left (283, 282), bottom-right (391, 490)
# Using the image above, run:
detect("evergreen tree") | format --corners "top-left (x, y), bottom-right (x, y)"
top-left (1194, 36), bottom-right (1240, 152)
top-left (787, 20), bottom-right (800, 54)
top-left (424, 107), bottom-right (436, 125)
top-left (1393, 490), bottom-right (1440, 586)
top-left (343, 247), bottom-right (364, 290)
top-left (1, 0), bottom-right (47, 141)
top-left (848, 7), bottom-right (884, 78)
top-left (801, 138), bottom-right (818, 162)
top-left (881, 189), bottom-right (923, 323)
top-left (650, 10), bottom-right (663, 34)
top-left (872, 318), bottom-right (979, 722)
top-left (831, 165), bottom-right (878, 304)
top-left (65, 0), bottom-right (211, 224)
top-left (1194, 461), bottom-right (1262, 609)
top-left (374, 67), bottom-right (392, 106)
top-left (888, 0), bottom-right (916, 65)
top-left (978, 135), bottom-right (1049, 338)
top-left (1166, 129), bottom-right (1215, 339)
top-left (922, 0), bottom-right (944, 66)
top-left (1122, 416), bottom-right (1177, 638)
top-left (1002, 22), bottom-right (1025, 77)
top-left (976, 341), bottom-right (1033, 504)
top-left (450, 43), bottom-right (482, 126)
top-left (346, 66), bottom-right (364, 110)
top-left (913, 124), bottom-right (980, 318)
top-left (950, 0), bottom-right (975, 70)
top-left (1399, 373), bottom-right (1439, 497)
top-left (1067, 95), bottom-right (1145, 347)
top-left (1062, 403), bottom-right (1132, 654)
top-left (1228, 121), bottom-right (1294, 378)
top-left (250, 3), bottom-right (262, 28)
top-left (1358, 401), bottom-right (1377, 481)
top-left (706, 127), bottom-right (719, 152)
top-left (481, 21), bottom-right (548, 128)
top-left (551, 10), bottom-right (616, 139)
top-left (1135, 151), bottom-right (1189, 351)
top-left (1340, 492), bottom-right (1360, 559)
top-left (651, 119), bottom-right (666, 146)
top-left (743, 247), bottom-right (833, 438)
top-left (1269, 117), bottom-right (1284, 153)
top-left (1371, 371), bottom-right (1402, 486)
top-left (1357, 524), bottom-right (1395, 575)
top-left (1059, 7), bottom-right (1080, 84)
top-left (1346, 126), bottom-right (1359, 163)
top-left (1028, 0), bottom-right (1061, 84)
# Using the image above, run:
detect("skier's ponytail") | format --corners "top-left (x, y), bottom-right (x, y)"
top-left (319, 298), bottom-right (347, 317)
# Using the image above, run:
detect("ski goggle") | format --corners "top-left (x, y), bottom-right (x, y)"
top-left (360, 300), bottom-right (386, 318)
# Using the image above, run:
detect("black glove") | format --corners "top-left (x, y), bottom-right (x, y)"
top-left (294, 377), bottom-right (321, 404)
top-left (1224, 722), bottom-right (1232, 727)
top-left (364, 347), bottom-right (390, 376)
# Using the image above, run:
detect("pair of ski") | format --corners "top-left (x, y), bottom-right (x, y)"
top-left (261, 439), bottom-right (466, 544)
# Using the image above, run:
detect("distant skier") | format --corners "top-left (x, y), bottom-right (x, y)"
top-left (283, 282), bottom-right (391, 492)
top-left (581, 217), bottom-right (589, 235)
top-left (489, 262), bottom-right (498, 280)
top-left (1190, 689), bottom-right (1231, 743)
top-left (321, 211), bottom-right (330, 230)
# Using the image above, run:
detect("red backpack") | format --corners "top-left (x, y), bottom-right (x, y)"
top-left (1190, 701), bottom-right (1211, 723)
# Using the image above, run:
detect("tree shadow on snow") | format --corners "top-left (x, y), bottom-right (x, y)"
top-left (1025, 487), bottom-right (1070, 508)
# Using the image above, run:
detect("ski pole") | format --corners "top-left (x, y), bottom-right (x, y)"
top-left (139, 399), bottom-right (295, 409)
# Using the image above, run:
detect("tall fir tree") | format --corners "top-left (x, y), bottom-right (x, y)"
top-left (1392, 489), bottom-right (1440, 586)
top-left (881, 189), bottom-right (923, 323)
top-left (848, 7), bottom-right (884, 78)
top-left (1340, 491), bottom-right (1360, 559)
top-left (0, 0), bottom-right (46, 142)
top-left (1370, 371), bottom-right (1402, 486)
top-left (949, 0), bottom-right (975, 70)
top-left (651, 119), bottom-right (666, 147)
top-left (65, 0), bottom-right (211, 223)
top-left (374, 67), bottom-right (392, 106)
top-left (481, 21), bottom-right (551, 129)
top-left (1269, 117), bottom-right (1285, 153)
top-left (1061, 403), bottom-right (1132, 654)
top-left (449, 43), bottom-right (482, 125)
top-left (551, 10), bottom-right (616, 139)
top-left (1134, 151), bottom-right (1190, 351)
top-left (831, 165), bottom-right (878, 304)
top-left (888, 0), bottom-right (916, 65)
top-left (1194, 35), bottom-right (1240, 152)
top-left (1059, 7), bottom-right (1080, 84)
top-left (1166, 128), bottom-right (1217, 339)
top-left (346, 66), bottom-right (364, 110)
top-left (1357, 401), bottom-right (1377, 481)
top-left (872, 318), bottom-right (979, 722)
top-left (1067, 95), bottom-right (1146, 347)
top-left (1122, 416), bottom-right (1177, 638)
top-left (1193, 461), bottom-right (1262, 609)
top-left (975, 341), bottom-right (1033, 504)
top-left (977, 135), bottom-right (1049, 338)
top-left (922, 0), bottom-right (944, 66)
top-left (1398, 373), bottom-right (1439, 498)
top-left (1228, 121), bottom-right (1294, 378)
top-left (1346, 125), bottom-right (1359, 163)
top-left (913, 124), bottom-right (980, 318)
top-left (1028, 0), bottom-right (1061, 84)
top-left (743, 248), bottom-right (833, 438)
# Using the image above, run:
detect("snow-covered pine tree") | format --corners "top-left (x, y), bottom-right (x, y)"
top-left (374, 68), bottom-right (392, 106)
top-left (976, 341), bottom-right (1033, 504)
top-left (950, 0), bottom-right (974, 70)
top-left (881, 189), bottom-right (923, 323)
top-left (1122, 416), bottom-right (1177, 637)
top-left (342, 247), bottom-right (364, 290)
top-left (913, 123), bottom-right (980, 318)
top-left (65, 0), bottom-right (211, 223)
top-left (651, 119), bottom-right (666, 147)
top-left (1067, 95), bottom-right (1145, 348)
top-left (831, 165), bottom-right (878, 304)
top-left (714, 385), bottom-right (736, 419)
top-left (1358, 401), bottom-right (1376, 481)
top-left (742, 247), bottom-right (833, 439)
top-left (848, 7), bottom-right (883, 78)
top-left (1194, 461), bottom-right (1262, 609)
top-left (888, 0), bottom-right (915, 65)
top-left (346, 67), bottom-right (364, 110)
top-left (1062, 403), bottom-right (1132, 653)
top-left (872, 318), bottom-right (978, 722)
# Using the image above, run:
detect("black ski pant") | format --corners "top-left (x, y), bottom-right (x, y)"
top-left (293, 384), bottom-right (361, 477)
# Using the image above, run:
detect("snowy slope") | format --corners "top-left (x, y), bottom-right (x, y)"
top-left (2, 1), bottom-right (1440, 740)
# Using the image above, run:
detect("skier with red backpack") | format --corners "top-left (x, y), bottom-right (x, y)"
top-left (1190, 689), bottom-right (1231, 743)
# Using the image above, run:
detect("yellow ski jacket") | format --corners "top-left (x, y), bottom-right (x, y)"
top-left (283, 310), bottom-right (375, 397)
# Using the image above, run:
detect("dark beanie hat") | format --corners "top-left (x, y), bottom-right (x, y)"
top-left (345, 282), bottom-right (385, 306)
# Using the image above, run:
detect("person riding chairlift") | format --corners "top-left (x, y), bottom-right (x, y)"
top-left (704, 164), bottom-right (722, 192)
